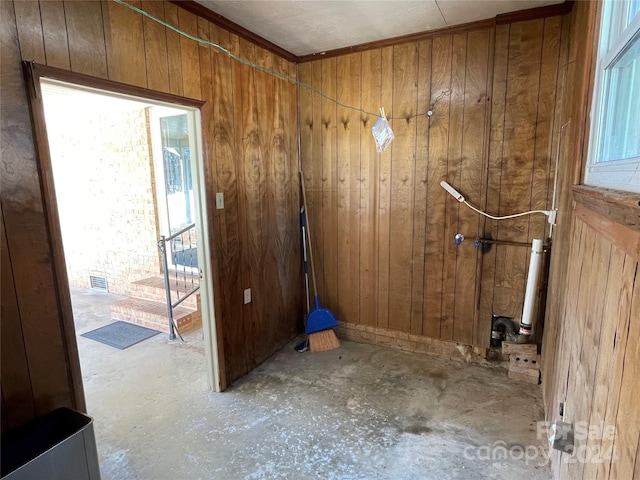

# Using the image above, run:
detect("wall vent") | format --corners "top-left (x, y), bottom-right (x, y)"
top-left (89, 275), bottom-right (108, 292)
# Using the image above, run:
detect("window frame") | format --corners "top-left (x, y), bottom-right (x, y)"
top-left (586, 1), bottom-right (640, 193)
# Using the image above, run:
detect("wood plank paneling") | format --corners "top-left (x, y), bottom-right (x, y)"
top-left (1, 208), bottom-right (36, 431)
top-left (13, 0), bottom-right (45, 63)
top-left (309, 60), bottom-right (324, 302)
top-left (609, 264), bottom-right (639, 480)
top-left (142, 0), bottom-right (170, 93)
top-left (553, 219), bottom-right (639, 480)
top-left (411, 40), bottom-right (431, 336)
top-left (178, 7), bottom-right (200, 99)
top-left (211, 25), bottom-right (247, 383)
top-left (164, 2), bottom-right (183, 96)
top-left (540, 2), bottom-right (640, 479)
top-left (424, 35), bottom-right (452, 339)
top-left (587, 248), bottom-right (635, 480)
top-left (40, 1), bottom-right (70, 70)
top-left (64, 0), bottom-right (108, 78)
top-left (533, 16), bottom-right (562, 242)
top-left (442, 33), bottom-right (467, 342)
top-left (103, 0), bottom-right (147, 87)
top-left (10, 3), bottom-right (639, 474)
top-left (388, 43), bottom-right (417, 333)
top-left (238, 38), bottom-right (263, 367)
top-left (574, 201), bottom-right (640, 260)
top-left (377, 45), bottom-right (394, 330)
top-left (561, 226), bottom-right (611, 480)
top-left (2, 0), bottom-right (81, 418)
top-left (493, 19), bottom-right (544, 320)
top-left (299, 59), bottom-right (323, 310)
top-left (454, 28), bottom-right (490, 345)
top-left (541, 10), bottom-right (573, 414)
top-left (299, 19), bottom-right (564, 356)
top-left (336, 53), bottom-right (361, 325)
top-left (321, 57), bottom-right (338, 315)
top-left (3, 0), bottom-right (302, 429)
top-left (298, 61), bottom-right (314, 312)
top-left (478, 24), bottom-right (509, 349)
top-left (196, 17), bottom-right (228, 389)
top-left (359, 49), bottom-right (380, 327)
top-left (272, 53), bottom-right (301, 348)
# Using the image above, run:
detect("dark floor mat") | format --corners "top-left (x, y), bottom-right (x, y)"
top-left (81, 321), bottom-right (160, 349)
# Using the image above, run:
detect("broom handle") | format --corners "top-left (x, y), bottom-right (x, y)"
top-left (299, 172), bottom-right (319, 299)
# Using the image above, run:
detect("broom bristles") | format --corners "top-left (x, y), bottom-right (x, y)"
top-left (309, 329), bottom-right (340, 352)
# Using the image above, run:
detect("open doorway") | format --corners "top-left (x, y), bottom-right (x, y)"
top-left (42, 81), bottom-right (204, 334)
top-left (30, 72), bottom-right (221, 471)
top-left (36, 75), bottom-right (219, 354)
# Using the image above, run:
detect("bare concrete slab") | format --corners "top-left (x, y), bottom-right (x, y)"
top-left (71, 287), bottom-right (552, 480)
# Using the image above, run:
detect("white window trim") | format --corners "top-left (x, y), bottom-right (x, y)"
top-left (586, 6), bottom-right (640, 193)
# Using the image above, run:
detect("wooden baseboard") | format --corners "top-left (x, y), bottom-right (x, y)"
top-left (335, 322), bottom-right (498, 368)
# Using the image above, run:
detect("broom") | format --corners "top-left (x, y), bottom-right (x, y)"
top-left (299, 172), bottom-right (340, 352)
top-left (294, 206), bottom-right (310, 353)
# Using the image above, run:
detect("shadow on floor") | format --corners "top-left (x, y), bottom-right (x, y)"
top-left (71, 287), bottom-right (551, 480)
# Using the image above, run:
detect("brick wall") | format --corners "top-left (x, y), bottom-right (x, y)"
top-left (46, 105), bottom-right (161, 295)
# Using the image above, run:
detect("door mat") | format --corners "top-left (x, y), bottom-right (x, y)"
top-left (81, 321), bottom-right (160, 350)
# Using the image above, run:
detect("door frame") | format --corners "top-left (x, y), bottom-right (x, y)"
top-left (22, 62), bottom-right (227, 402)
top-left (149, 106), bottom-right (200, 274)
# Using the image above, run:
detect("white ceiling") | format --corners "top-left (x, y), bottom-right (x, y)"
top-left (195, 0), bottom-right (564, 57)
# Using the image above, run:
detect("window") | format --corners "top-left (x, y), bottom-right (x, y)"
top-left (586, 0), bottom-right (640, 193)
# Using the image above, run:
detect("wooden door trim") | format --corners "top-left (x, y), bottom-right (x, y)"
top-left (21, 62), bottom-right (228, 405)
top-left (26, 62), bottom-right (205, 108)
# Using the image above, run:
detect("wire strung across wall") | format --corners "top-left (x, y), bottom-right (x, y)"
top-left (112, 0), bottom-right (451, 121)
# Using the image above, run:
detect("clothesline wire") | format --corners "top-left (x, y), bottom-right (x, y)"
top-left (112, 0), bottom-right (451, 120)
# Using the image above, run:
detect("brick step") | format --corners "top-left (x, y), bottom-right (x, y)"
top-left (129, 275), bottom-right (199, 309)
top-left (110, 297), bottom-right (201, 334)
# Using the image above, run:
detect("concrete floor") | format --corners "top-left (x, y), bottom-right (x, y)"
top-left (72, 287), bottom-right (552, 480)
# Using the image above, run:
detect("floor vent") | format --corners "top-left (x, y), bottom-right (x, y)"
top-left (90, 275), bottom-right (108, 292)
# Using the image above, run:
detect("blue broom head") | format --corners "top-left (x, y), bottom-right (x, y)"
top-left (305, 302), bottom-right (338, 334)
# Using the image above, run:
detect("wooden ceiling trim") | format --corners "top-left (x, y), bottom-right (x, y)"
top-left (495, 1), bottom-right (574, 24)
top-left (170, 1), bottom-right (573, 65)
top-left (298, 19), bottom-right (496, 63)
top-left (168, 0), bottom-right (299, 63)
top-left (298, 2), bottom-right (573, 63)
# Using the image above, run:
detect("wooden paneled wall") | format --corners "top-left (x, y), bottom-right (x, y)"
top-left (541, 1), bottom-right (640, 479)
top-left (1, 1), bottom-right (79, 432)
top-left (299, 16), bottom-right (565, 349)
top-left (550, 217), bottom-right (639, 479)
top-left (1, 0), bottom-right (301, 431)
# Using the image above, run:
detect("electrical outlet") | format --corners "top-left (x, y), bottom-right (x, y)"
top-left (216, 192), bottom-right (224, 210)
top-left (243, 288), bottom-right (251, 304)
